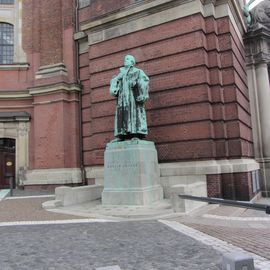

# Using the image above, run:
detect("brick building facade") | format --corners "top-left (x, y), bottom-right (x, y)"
top-left (0, 0), bottom-right (266, 200)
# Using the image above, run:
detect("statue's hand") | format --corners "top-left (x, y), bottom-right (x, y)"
top-left (112, 89), bottom-right (118, 96)
top-left (243, 5), bottom-right (249, 16)
top-left (136, 95), bottom-right (146, 103)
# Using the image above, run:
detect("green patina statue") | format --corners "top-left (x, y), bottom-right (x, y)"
top-left (110, 55), bottom-right (149, 141)
top-left (243, 3), bottom-right (253, 27)
top-left (244, 0), bottom-right (270, 29)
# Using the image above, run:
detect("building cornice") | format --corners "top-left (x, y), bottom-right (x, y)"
top-left (0, 63), bottom-right (29, 71)
top-left (0, 83), bottom-right (81, 100)
top-left (35, 63), bottom-right (68, 79)
top-left (0, 90), bottom-right (31, 99)
top-left (80, 0), bottom-right (188, 32)
top-left (28, 82), bottom-right (81, 96)
top-left (0, 112), bottom-right (31, 122)
top-left (77, 0), bottom-right (246, 46)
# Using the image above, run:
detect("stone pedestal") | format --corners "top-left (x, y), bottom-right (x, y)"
top-left (102, 140), bottom-right (163, 205)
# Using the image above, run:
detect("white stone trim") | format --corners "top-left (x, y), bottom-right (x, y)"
top-left (160, 159), bottom-right (260, 176)
top-left (0, 90), bottom-right (31, 99)
top-left (0, 63), bottom-right (29, 70)
top-left (0, 219), bottom-right (115, 227)
top-left (79, 0), bottom-right (245, 46)
top-left (6, 195), bottom-right (55, 200)
top-left (79, 39), bottom-right (89, 54)
top-left (24, 168), bottom-right (82, 185)
top-left (85, 166), bottom-right (104, 186)
top-left (35, 63), bottom-right (68, 79)
top-left (85, 159), bottom-right (259, 192)
top-left (86, 159), bottom-right (260, 178)
top-left (203, 214), bottom-right (270, 221)
top-left (28, 82), bottom-right (81, 96)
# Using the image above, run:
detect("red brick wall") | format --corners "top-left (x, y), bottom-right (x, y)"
top-left (31, 92), bottom-right (80, 169)
top-left (207, 172), bottom-right (256, 200)
top-left (0, 0), bottom-right (80, 172)
top-left (79, 0), bottom-right (145, 23)
top-left (80, 13), bottom-right (254, 166)
top-left (22, 0), bottom-right (76, 77)
top-left (207, 174), bottom-right (222, 198)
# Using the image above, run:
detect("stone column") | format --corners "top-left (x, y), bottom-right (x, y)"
top-left (244, 25), bottom-right (270, 196)
top-left (246, 66), bottom-right (261, 159)
top-left (255, 63), bottom-right (270, 157)
top-left (255, 64), bottom-right (270, 196)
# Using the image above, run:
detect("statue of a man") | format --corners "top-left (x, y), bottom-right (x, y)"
top-left (244, 0), bottom-right (270, 29)
top-left (110, 55), bottom-right (149, 141)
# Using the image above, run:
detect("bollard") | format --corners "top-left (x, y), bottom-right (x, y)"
top-left (5, 172), bottom-right (13, 197)
top-left (9, 176), bottom-right (13, 196)
top-left (222, 252), bottom-right (254, 270)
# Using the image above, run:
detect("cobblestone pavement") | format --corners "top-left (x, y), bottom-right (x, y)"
top-left (0, 196), bottom-right (270, 269)
top-left (0, 221), bottom-right (222, 270)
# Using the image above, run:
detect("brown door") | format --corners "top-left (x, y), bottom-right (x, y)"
top-left (0, 138), bottom-right (15, 189)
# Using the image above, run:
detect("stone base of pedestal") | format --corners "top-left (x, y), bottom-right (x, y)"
top-left (102, 140), bottom-right (163, 205)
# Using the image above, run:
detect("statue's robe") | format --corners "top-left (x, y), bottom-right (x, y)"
top-left (110, 66), bottom-right (149, 138)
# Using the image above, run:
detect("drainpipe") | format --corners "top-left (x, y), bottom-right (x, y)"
top-left (75, 0), bottom-right (86, 185)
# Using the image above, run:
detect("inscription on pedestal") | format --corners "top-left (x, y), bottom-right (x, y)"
top-left (102, 140), bottom-right (163, 205)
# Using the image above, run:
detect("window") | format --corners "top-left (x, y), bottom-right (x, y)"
top-left (0, 138), bottom-right (15, 149)
top-left (0, 23), bottom-right (14, 64)
top-left (0, 0), bottom-right (14, 4)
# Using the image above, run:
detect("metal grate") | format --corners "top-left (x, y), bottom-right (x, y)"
top-left (0, 23), bottom-right (14, 64)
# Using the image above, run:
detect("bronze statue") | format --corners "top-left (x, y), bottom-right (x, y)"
top-left (244, 0), bottom-right (270, 29)
top-left (110, 55), bottom-right (149, 141)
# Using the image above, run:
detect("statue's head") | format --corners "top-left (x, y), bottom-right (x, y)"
top-left (251, 0), bottom-right (270, 26)
top-left (266, 5), bottom-right (270, 16)
top-left (124, 55), bottom-right (136, 68)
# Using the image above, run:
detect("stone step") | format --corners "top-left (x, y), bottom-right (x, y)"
top-left (42, 199), bottom-right (63, 209)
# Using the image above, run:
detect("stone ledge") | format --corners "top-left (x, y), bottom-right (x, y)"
top-left (0, 63), bottom-right (29, 71)
top-left (35, 63), bottom-right (67, 79)
top-left (170, 181), bottom-right (207, 213)
top-left (42, 200), bottom-right (63, 209)
top-left (85, 159), bottom-right (260, 191)
top-left (160, 159), bottom-right (260, 176)
top-left (28, 82), bottom-right (81, 96)
top-left (54, 185), bottom-right (103, 207)
top-left (0, 112), bottom-right (30, 122)
top-left (24, 168), bottom-right (82, 185)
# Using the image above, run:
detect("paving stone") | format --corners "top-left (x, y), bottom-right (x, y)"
top-left (96, 266), bottom-right (121, 270)
top-left (0, 221), bottom-right (222, 270)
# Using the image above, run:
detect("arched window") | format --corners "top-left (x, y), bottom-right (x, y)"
top-left (0, 0), bottom-right (14, 4)
top-left (0, 23), bottom-right (14, 64)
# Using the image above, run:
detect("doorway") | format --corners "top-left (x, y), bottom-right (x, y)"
top-left (0, 138), bottom-right (15, 189)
